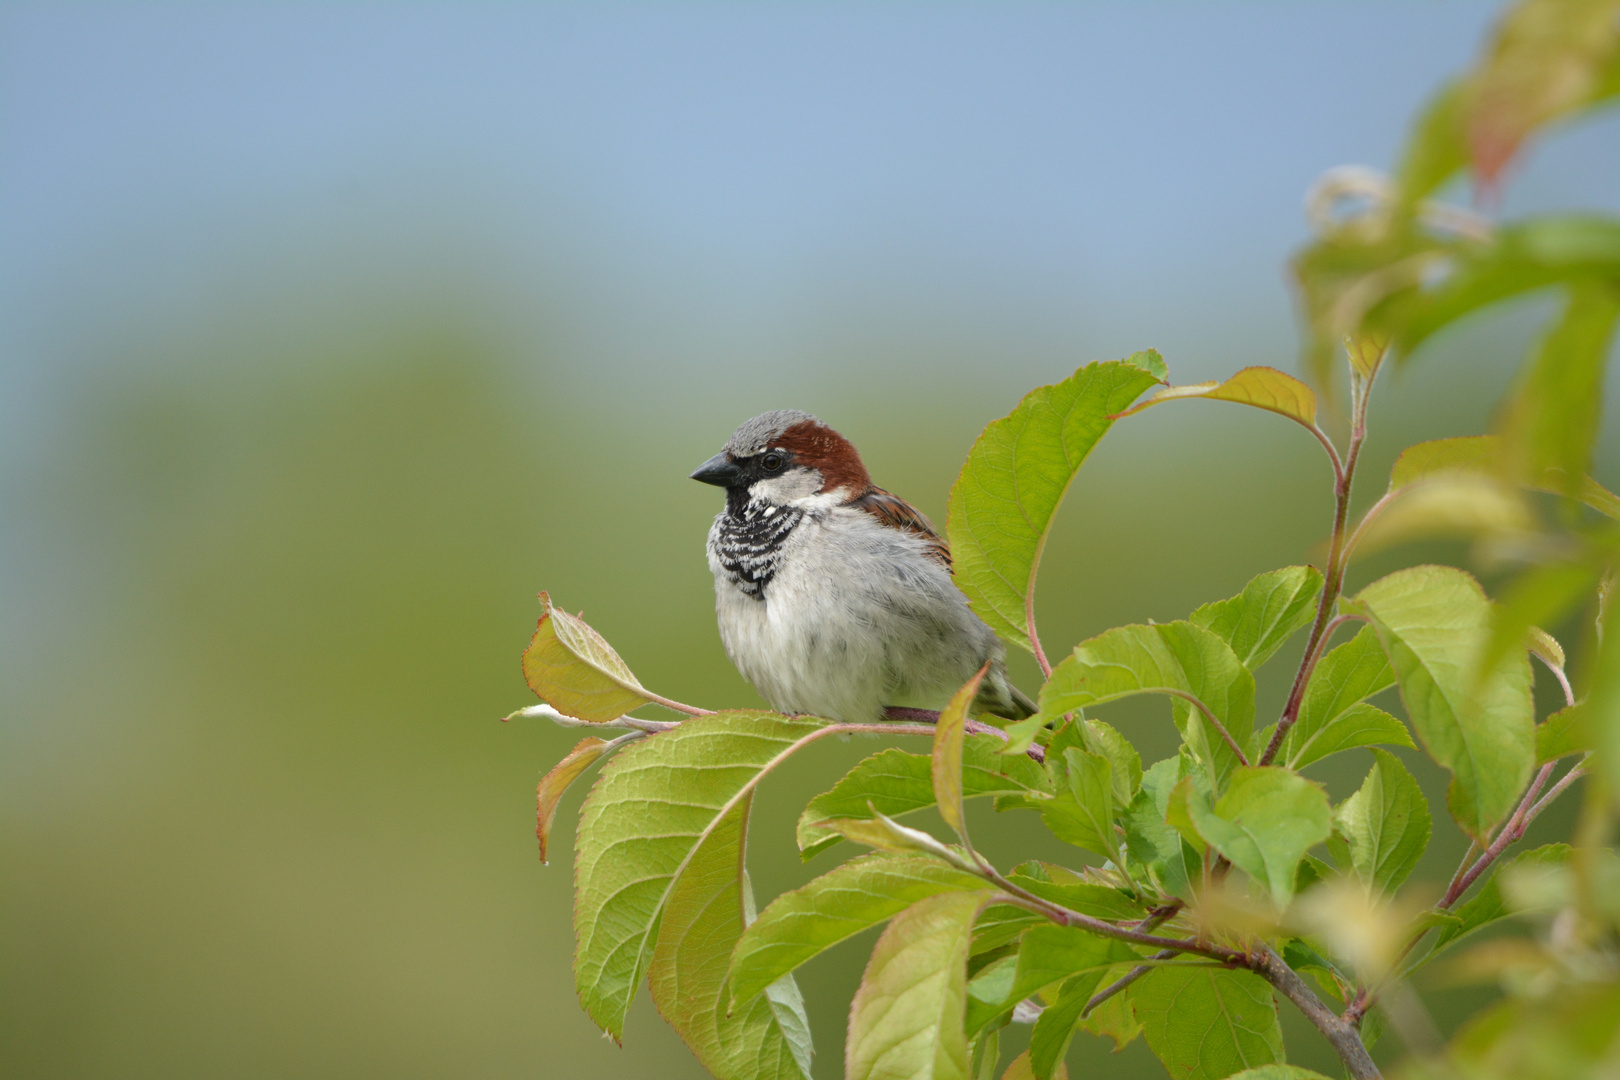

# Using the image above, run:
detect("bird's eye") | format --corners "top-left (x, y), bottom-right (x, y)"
top-left (760, 451), bottom-right (785, 473)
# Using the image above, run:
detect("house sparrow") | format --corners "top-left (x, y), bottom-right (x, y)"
top-left (690, 410), bottom-right (1036, 724)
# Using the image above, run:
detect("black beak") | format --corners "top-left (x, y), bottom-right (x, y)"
top-left (690, 452), bottom-right (742, 487)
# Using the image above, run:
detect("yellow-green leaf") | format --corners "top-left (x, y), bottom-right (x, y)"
top-left (1132, 965), bottom-right (1284, 1080)
top-left (846, 890), bottom-right (994, 1080)
top-left (1347, 566), bottom-right (1535, 840)
top-left (935, 664), bottom-right (989, 839)
top-left (947, 354), bottom-right (1166, 654)
top-left (649, 794), bottom-right (814, 1080)
top-left (522, 592), bottom-right (656, 721)
top-left (1113, 366), bottom-right (1318, 430)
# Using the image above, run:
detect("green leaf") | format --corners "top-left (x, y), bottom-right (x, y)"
top-left (729, 853), bottom-right (987, 1009)
top-left (1112, 367), bottom-right (1319, 432)
top-left (648, 794), bottom-right (813, 1080)
top-left (1388, 434), bottom-right (1620, 518)
top-left (1224, 1069), bottom-right (1337, 1080)
top-left (536, 735), bottom-right (611, 864)
top-left (846, 890), bottom-right (994, 1080)
top-left (1186, 766), bottom-right (1333, 909)
top-left (1124, 758), bottom-right (1200, 900)
top-left (1333, 749), bottom-right (1432, 894)
top-left (1029, 974), bottom-right (1106, 1080)
top-left (522, 592), bottom-right (660, 721)
top-left (1039, 748), bottom-right (1119, 862)
top-left (1499, 280), bottom-right (1620, 500)
top-left (1537, 704), bottom-right (1592, 763)
top-left (573, 712), bottom-right (828, 1040)
top-left (1041, 622), bottom-right (1256, 793)
top-left (1131, 966), bottom-right (1284, 1080)
top-left (1008, 924), bottom-right (1141, 1004)
top-left (1078, 720), bottom-right (1143, 807)
top-left (1402, 217), bottom-right (1620, 354)
top-left (1191, 566), bottom-right (1325, 670)
top-left (1078, 966), bottom-right (1144, 1049)
top-left (798, 738), bottom-right (1053, 859)
top-left (1006, 862), bottom-right (1146, 921)
top-left (947, 354), bottom-right (1166, 653)
top-left (936, 665), bottom-right (990, 840)
top-left (1347, 566), bottom-right (1536, 840)
top-left (1286, 703), bottom-right (1415, 772)
top-left (970, 1024), bottom-right (1002, 1080)
top-left (1425, 844), bottom-right (1572, 963)
top-left (965, 956), bottom-right (1018, 1038)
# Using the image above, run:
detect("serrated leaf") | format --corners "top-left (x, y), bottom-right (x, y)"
top-left (1334, 749), bottom-right (1432, 894)
top-left (1191, 566), bottom-right (1325, 671)
top-left (846, 890), bottom-right (994, 1080)
top-left (1286, 704), bottom-right (1416, 772)
top-left (1124, 758), bottom-right (1202, 900)
top-left (536, 735), bottom-right (611, 863)
top-left (1041, 622), bottom-right (1256, 793)
top-left (1079, 720), bottom-right (1142, 806)
top-left (1131, 965), bottom-right (1284, 1080)
top-left (649, 794), bottom-right (813, 1080)
top-left (1186, 766), bottom-right (1332, 909)
top-left (1348, 566), bottom-right (1536, 840)
top-left (1113, 366), bottom-right (1319, 431)
top-left (1039, 748), bottom-right (1119, 862)
top-left (1388, 434), bottom-right (1620, 517)
top-left (728, 853), bottom-right (986, 1009)
top-left (965, 956), bottom-right (1018, 1038)
top-left (1287, 628), bottom-right (1396, 771)
top-left (573, 712), bottom-right (828, 1040)
top-left (798, 737), bottom-right (1053, 859)
top-left (1499, 281), bottom-right (1620, 502)
top-left (523, 592), bottom-right (657, 721)
top-left (947, 354), bottom-right (1166, 654)
top-left (936, 665), bottom-right (990, 839)
top-left (1537, 704), bottom-right (1591, 763)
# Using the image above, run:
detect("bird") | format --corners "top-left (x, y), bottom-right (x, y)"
top-left (690, 409), bottom-right (1037, 725)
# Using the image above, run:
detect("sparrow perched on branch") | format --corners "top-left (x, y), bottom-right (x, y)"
top-left (690, 410), bottom-right (1036, 724)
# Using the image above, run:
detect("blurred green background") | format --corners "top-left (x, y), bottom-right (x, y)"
top-left (3, 4), bottom-right (1617, 1078)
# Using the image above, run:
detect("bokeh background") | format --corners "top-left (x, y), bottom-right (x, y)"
top-left (4, 4), bottom-right (1618, 1078)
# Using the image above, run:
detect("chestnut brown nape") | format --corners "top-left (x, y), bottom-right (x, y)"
top-left (773, 419), bottom-right (872, 496)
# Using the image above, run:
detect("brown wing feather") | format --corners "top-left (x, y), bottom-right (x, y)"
top-left (851, 487), bottom-right (952, 570)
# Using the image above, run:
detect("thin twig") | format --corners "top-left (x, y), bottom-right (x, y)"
top-left (884, 707), bottom-right (1048, 763)
top-left (1251, 944), bottom-right (1382, 1080)
top-left (1262, 370), bottom-right (1370, 767)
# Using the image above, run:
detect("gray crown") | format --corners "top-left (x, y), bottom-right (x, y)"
top-left (723, 410), bottom-right (819, 457)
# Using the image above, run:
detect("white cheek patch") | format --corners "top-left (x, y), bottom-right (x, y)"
top-left (751, 467), bottom-right (823, 505)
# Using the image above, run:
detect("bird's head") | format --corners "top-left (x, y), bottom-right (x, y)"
top-left (690, 410), bottom-right (871, 509)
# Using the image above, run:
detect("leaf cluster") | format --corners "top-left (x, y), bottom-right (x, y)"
top-left (511, 4), bottom-right (1620, 1078)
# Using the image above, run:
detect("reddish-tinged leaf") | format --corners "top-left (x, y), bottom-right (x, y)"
top-left (537, 735), bottom-right (610, 863)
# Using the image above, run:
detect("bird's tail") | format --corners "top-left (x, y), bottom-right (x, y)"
top-left (974, 666), bottom-right (1039, 721)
